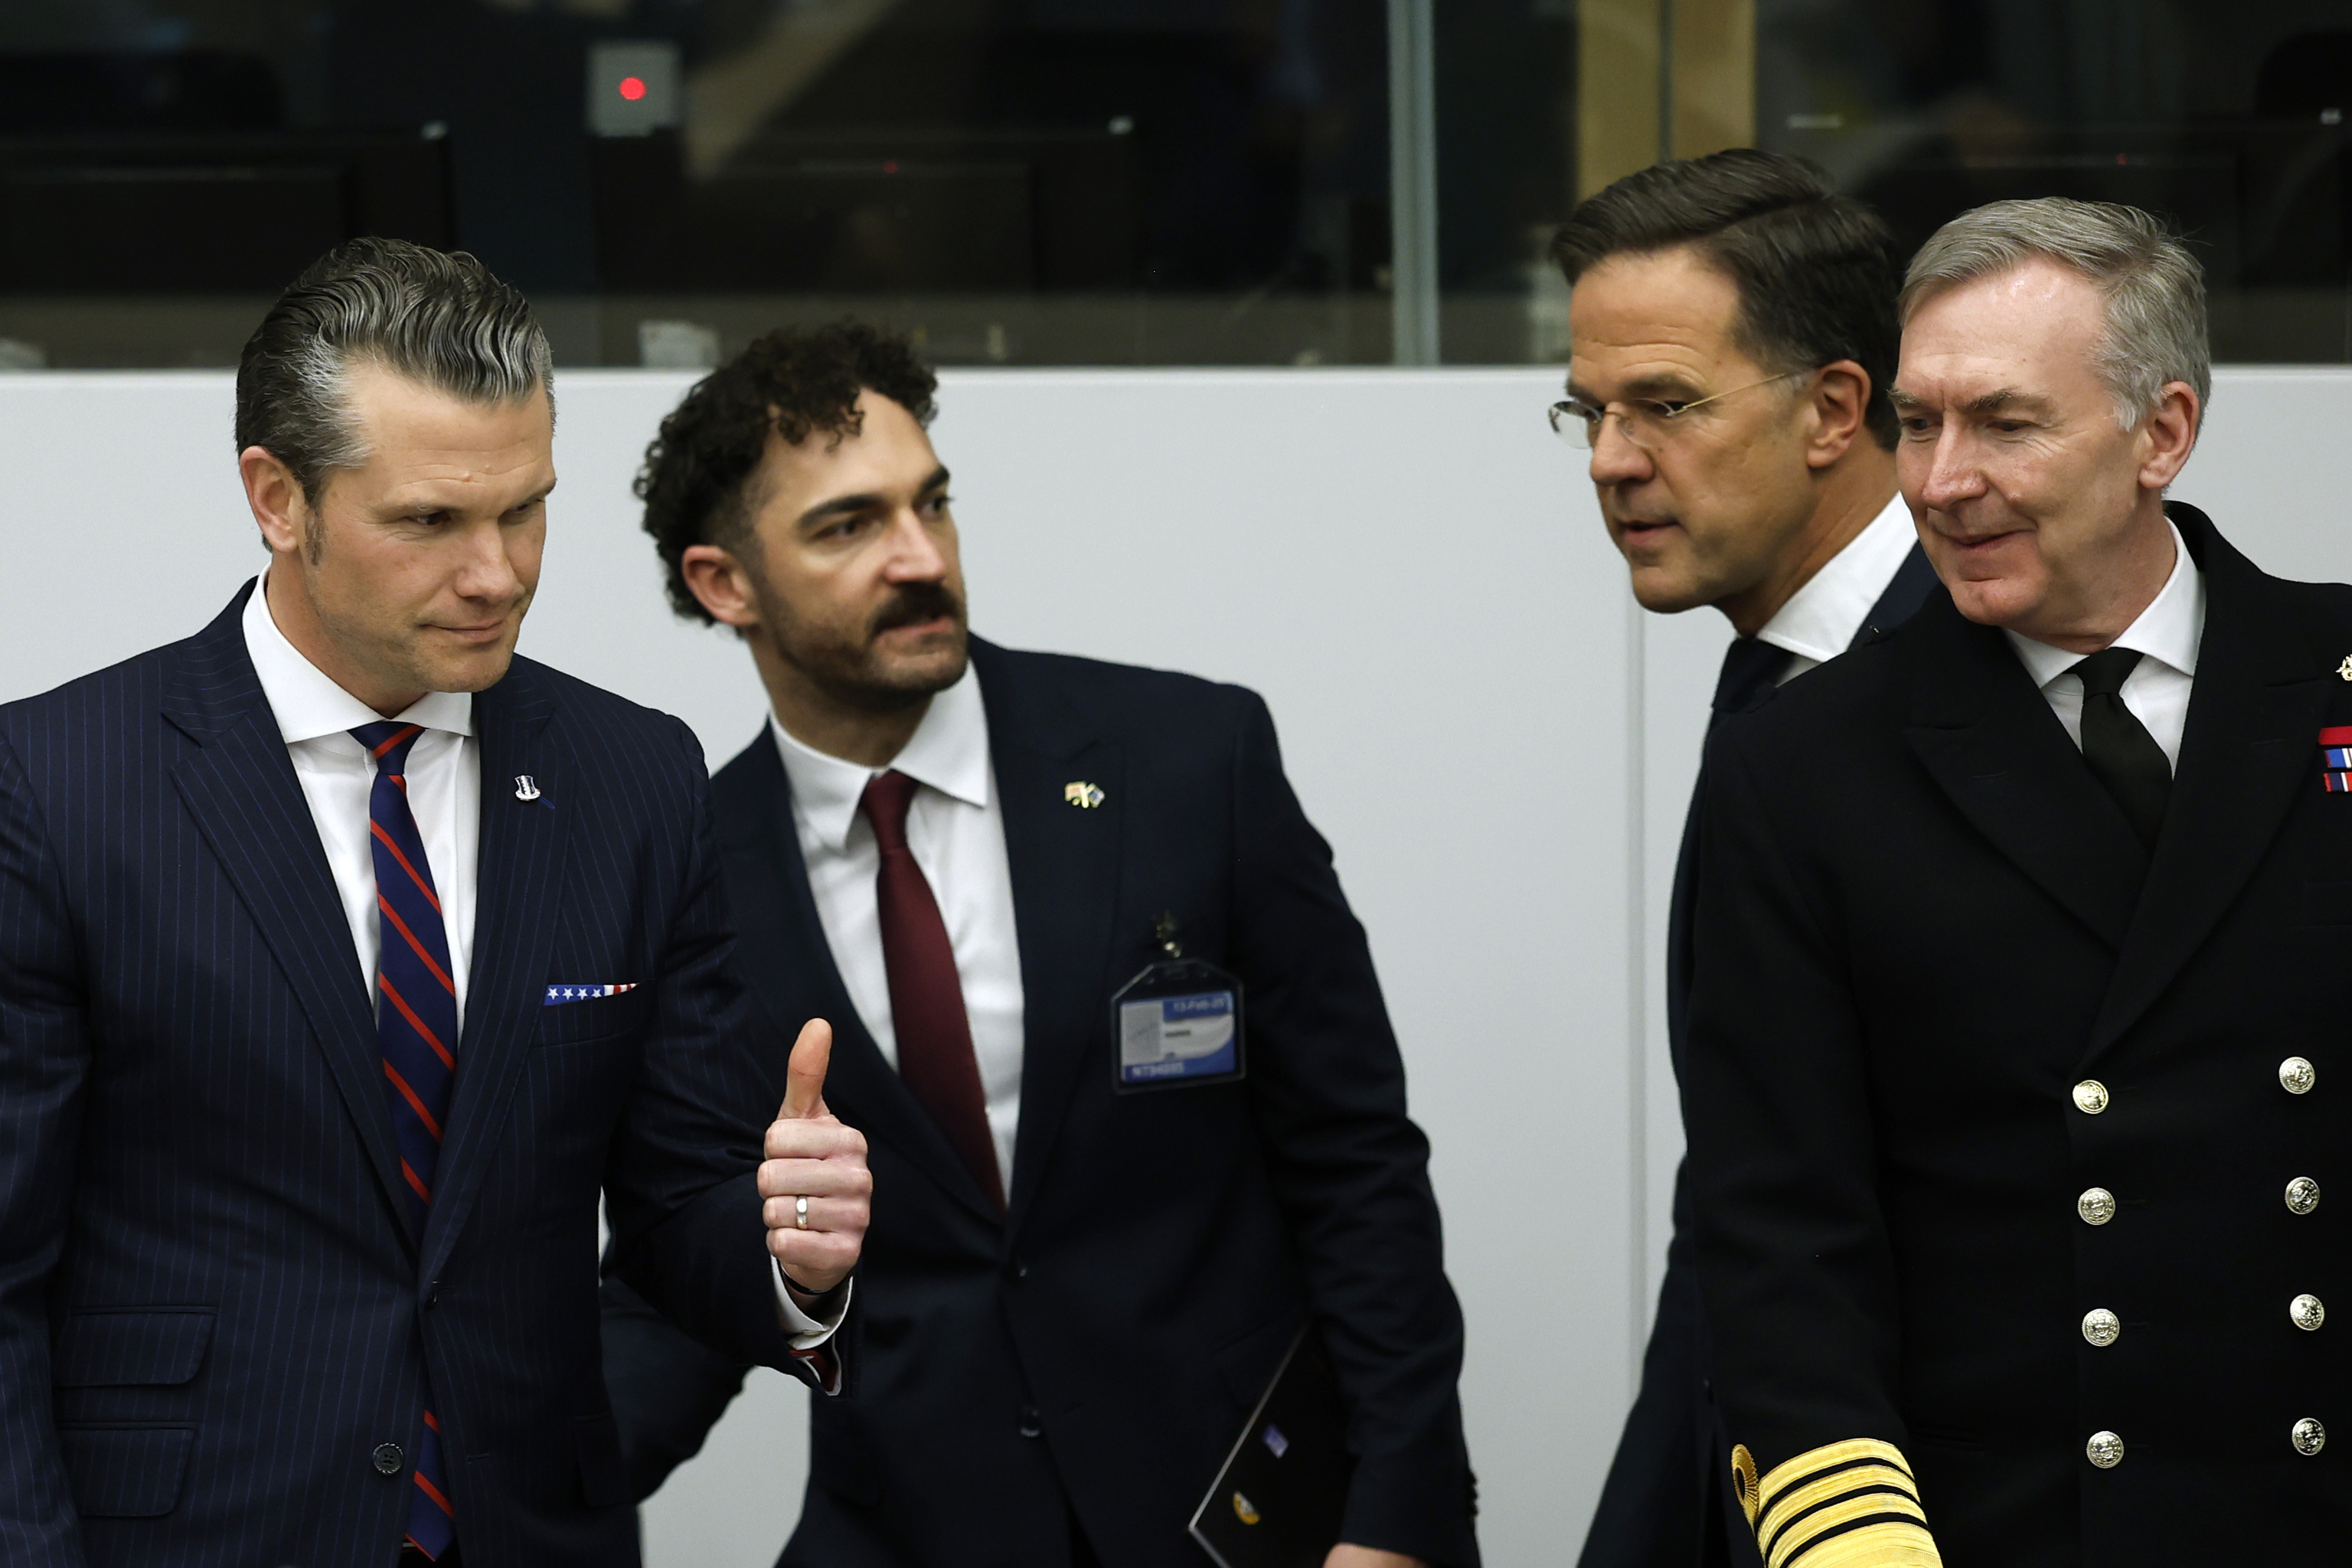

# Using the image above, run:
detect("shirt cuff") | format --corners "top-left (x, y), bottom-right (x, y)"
top-left (771, 1260), bottom-right (851, 1348)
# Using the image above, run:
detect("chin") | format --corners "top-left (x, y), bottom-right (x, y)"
top-left (1628, 567), bottom-right (1711, 616)
top-left (1945, 579), bottom-right (2037, 629)
top-left (424, 647), bottom-right (520, 694)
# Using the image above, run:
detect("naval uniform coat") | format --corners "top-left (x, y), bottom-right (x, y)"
top-left (1682, 505), bottom-right (2349, 1566)
top-left (601, 637), bottom-right (1478, 1568)
top-left (0, 588), bottom-right (825, 1568)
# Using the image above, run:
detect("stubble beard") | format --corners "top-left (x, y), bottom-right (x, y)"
top-left (756, 575), bottom-right (970, 715)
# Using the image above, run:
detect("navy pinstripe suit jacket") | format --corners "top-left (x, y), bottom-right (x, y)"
top-left (0, 586), bottom-right (812, 1567)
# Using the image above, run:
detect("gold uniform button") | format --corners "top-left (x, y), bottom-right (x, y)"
top-left (2086, 1430), bottom-right (2125, 1468)
top-left (2288, 1177), bottom-right (2322, 1216)
top-left (2294, 1418), bottom-right (2327, 1457)
top-left (2072, 1080), bottom-right (2110, 1114)
top-left (2077, 1187), bottom-right (2117, 1226)
top-left (2281, 1057), bottom-right (2318, 1095)
top-left (2293, 1294), bottom-right (2327, 1332)
top-left (2081, 1308), bottom-right (2122, 1348)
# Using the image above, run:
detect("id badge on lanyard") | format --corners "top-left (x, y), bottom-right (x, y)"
top-left (1110, 913), bottom-right (1245, 1093)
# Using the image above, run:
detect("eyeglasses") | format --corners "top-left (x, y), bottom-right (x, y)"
top-left (1548, 371), bottom-right (1806, 452)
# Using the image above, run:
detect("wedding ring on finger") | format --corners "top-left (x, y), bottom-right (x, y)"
top-left (795, 1195), bottom-right (810, 1230)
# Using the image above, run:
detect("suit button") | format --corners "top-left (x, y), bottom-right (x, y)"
top-left (2085, 1430), bottom-right (2125, 1469)
top-left (2081, 1308), bottom-right (2121, 1348)
top-left (425, 1282), bottom-right (439, 1309)
top-left (2281, 1057), bottom-right (2318, 1095)
top-left (1011, 1259), bottom-right (1030, 1281)
top-left (2292, 1294), bottom-right (2327, 1331)
top-left (2294, 1417), bottom-right (2327, 1456)
top-left (2288, 1177), bottom-right (2322, 1216)
top-left (2071, 1080), bottom-right (2109, 1114)
top-left (2076, 1187), bottom-right (2116, 1226)
top-left (371, 1442), bottom-right (405, 1475)
top-left (1018, 1405), bottom-right (1043, 1439)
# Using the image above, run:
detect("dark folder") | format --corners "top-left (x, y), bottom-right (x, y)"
top-left (1189, 1327), bottom-right (1354, 1568)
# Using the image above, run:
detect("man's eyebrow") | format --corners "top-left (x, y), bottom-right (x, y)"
top-left (1887, 386), bottom-right (2053, 415)
top-left (797, 490), bottom-right (885, 529)
top-left (795, 467), bottom-right (952, 529)
top-left (1563, 371), bottom-right (1707, 404)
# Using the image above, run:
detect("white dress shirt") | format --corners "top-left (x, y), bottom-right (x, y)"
top-left (771, 666), bottom-right (1026, 1192)
top-left (242, 574), bottom-right (482, 1017)
top-left (1759, 492), bottom-right (1919, 681)
top-left (2004, 521), bottom-right (2203, 769)
top-left (241, 575), bottom-right (838, 1343)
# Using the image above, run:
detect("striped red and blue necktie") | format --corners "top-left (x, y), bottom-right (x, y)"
top-left (353, 720), bottom-right (459, 1561)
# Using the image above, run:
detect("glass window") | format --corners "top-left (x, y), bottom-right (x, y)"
top-left (0, 2), bottom-right (2339, 368)
top-left (1756, 1), bottom-right (2352, 362)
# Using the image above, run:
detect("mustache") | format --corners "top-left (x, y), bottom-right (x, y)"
top-left (868, 583), bottom-right (963, 638)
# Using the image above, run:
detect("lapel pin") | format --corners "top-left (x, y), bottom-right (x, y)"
top-left (2337, 658), bottom-right (2352, 682)
top-left (514, 775), bottom-right (541, 802)
top-left (1063, 781), bottom-right (1105, 809)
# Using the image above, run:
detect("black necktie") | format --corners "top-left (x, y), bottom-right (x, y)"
top-left (1711, 636), bottom-right (1792, 731)
top-left (2072, 646), bottom-right (2172, 848)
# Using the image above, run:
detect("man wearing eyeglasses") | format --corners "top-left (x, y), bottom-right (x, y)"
top-left (1554, 149), bottom-right (1933, 1568)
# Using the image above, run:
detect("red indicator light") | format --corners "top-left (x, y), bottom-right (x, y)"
top-left (884, 160), bottom-right (899, 174)
top-left (618, 76), bottom-right (647, 102)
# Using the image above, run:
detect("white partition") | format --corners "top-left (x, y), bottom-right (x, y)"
top-left (0, 365), bottom-right (2343, 1566)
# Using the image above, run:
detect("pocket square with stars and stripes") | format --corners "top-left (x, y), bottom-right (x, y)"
top-left (544, 983), bottom-right (639, 1006)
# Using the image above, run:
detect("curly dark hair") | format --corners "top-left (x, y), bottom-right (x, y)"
top-left (637, 321), bottom-right (939, 624)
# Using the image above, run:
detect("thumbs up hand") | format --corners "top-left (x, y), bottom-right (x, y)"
top-left (757, 1018), bottom-right (871, 1297)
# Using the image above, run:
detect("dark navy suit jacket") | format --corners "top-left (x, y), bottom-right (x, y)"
top-left (0, 587), bottom-right (817, 1567)
top-left (601, 638), bottom-right (1478, 1568)
top-left (1578, 543), bottom-right (1937, 1568)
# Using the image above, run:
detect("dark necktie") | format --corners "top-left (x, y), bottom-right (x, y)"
top-left (2070, 646), bottom-right (2172, 848)
top-left (861, 770), bottom-right (1004, 1210)
top-left (351, 721), bottom-right (459, 1560)
top-left (1711, 636), bottom-right (1792, 730)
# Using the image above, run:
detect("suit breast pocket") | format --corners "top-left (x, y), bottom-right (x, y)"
top-left (533, 986), bottom-right (655, 1047)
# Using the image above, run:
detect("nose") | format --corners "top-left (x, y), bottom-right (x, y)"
top-left (1908, 424), bottom-right (1984, 514)
top-left (879, 508), bottom-right (950, 582)
top-left (1586, 412), bottom-right (1654, 486)
top-left (452, 518), bottom-right (524, 603)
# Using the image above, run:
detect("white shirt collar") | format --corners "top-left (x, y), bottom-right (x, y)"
top-left (240, 572), bottom-right (476, 743)
top-left (2004, 520), bottom-right (2204, 691)
top-left (769, 665), bottom-right (992, 853)
top-left (1756, 492), bottom-right (1918, 666)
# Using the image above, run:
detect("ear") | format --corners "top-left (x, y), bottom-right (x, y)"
top-left (681, 543), bottom-right (763, 630)
top-left (240, 446), bottom-right (309, 557)
top-left (2137, 381), bottom-right (2199, 492)
top-left (1801, 360), bottom-right (1873, 471)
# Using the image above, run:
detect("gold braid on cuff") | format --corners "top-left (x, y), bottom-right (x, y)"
top-left (1730, 1438), bottom-right (1942, 1568)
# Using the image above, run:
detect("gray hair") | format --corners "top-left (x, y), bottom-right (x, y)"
top-left (1900, 198), bottom-right (2209, 432)
top-left (234, 237), bottom-right (553, 510)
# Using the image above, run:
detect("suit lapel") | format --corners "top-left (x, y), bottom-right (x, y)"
top-left (1903, 593), bottom-right (2148, 951)
top-left (164, 591), bottom-right (409, 1238)
top-left (422, 662), bottom-right (569, 1278)
top-left (714, 730), bottom-right (1004, 1226)
top-left (976, 643), bottom-right (1125, 1233)
top-left (2087, 509), bottom-right (2329, 1059)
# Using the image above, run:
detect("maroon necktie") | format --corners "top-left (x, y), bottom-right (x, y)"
top-left (861, 770), bottom-right (1004, 1210)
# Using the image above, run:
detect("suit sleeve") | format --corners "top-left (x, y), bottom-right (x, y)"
top-left (1681, 728), bottom-right (1940, 1568)
top-left (601, 719), bottom-right (844, 1395)
top-left (0, 733), bottom-right (93, 1565)
top-left (1227, 694), bottom-right (1479, 1568)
